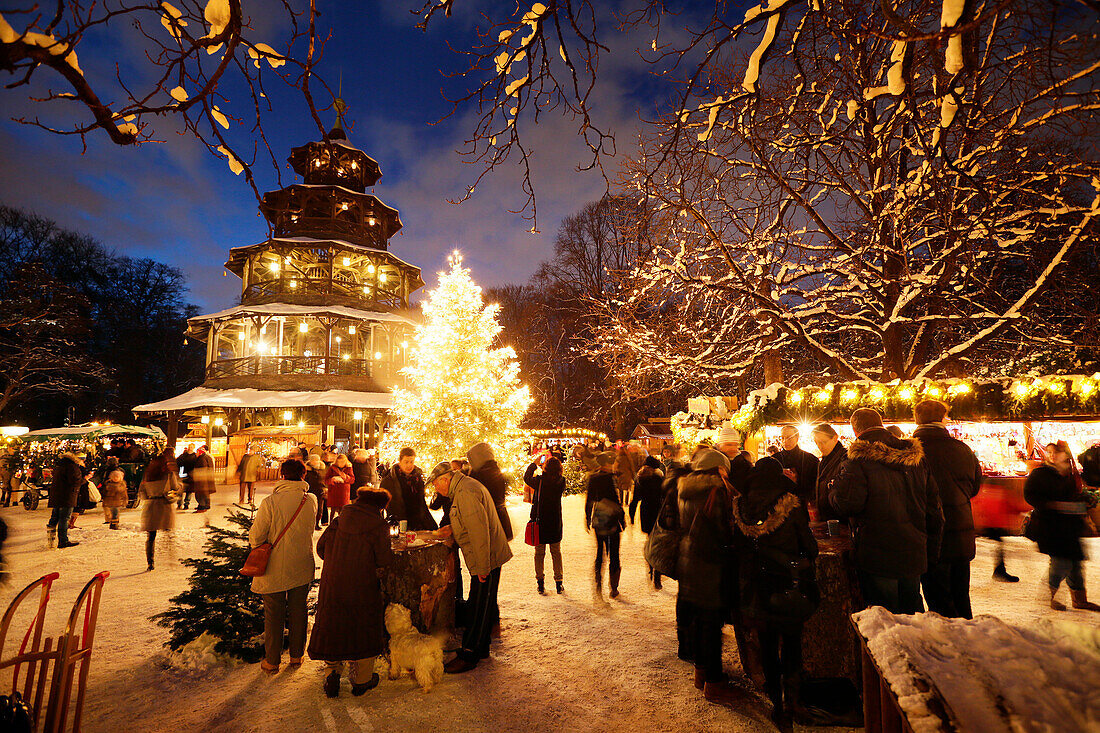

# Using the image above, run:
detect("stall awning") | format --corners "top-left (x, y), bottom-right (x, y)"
top-left (20, 425), bottom-right (166, 442)
top-left (132, 387), bottom-right (394, 413)
top-left (632, 424), bottom-right (673, 441)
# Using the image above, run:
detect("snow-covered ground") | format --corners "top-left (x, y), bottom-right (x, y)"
top-left (0, 486), bottom-right (1097, 733)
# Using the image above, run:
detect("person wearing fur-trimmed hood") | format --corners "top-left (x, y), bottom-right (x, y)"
top-left (829, 408), bottom-right (944, 615)
top-left (732, 457), bottom-right (819, 729)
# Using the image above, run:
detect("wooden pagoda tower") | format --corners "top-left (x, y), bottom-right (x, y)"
top-left (134, 117), bottom-right (423, 451)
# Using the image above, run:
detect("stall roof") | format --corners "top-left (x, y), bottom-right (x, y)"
top-left (20, 425), bottom-right (166, 442)
top-left (632, 424), bottom-right (673, 440)
top-left (132, 387), bottom-right (394, 413)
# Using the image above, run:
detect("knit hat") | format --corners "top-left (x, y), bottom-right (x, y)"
top-left (716, 425), bottom-right (741, 446)
top-left (692, 449), bottom-right (731, 473)
top-left (426, 461), bottom-right (454, 486)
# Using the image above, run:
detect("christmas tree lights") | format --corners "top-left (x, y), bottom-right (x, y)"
top-left (380, 253), bottom-right (531, 476)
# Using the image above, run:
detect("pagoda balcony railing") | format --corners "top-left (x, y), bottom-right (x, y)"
top-left (271, 216), bottom-right (380, 248)
top-left (206, 355), bottom-right (374, 380)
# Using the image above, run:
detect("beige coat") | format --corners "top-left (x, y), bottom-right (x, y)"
top-left (249, 481), bottom-right (317, 595)
top-left (139, 474), bottom-right (179, 531)
top-left (448, 473), bottom-right (512, 577)
top-left (102, 469), bottom-right (129, 508)
top-left (238, 453), bottom-right (262, 483)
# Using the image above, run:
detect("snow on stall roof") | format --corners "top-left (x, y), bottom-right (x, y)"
top-left (187, 302), bottom-right (418, 326)
top-left (854, 606), bottom-right (1100, 733)
top-left (132, 386), bottom-right (394, 413)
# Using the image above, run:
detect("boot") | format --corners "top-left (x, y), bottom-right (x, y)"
top-left (537, 579), bottom-right (546, 595)
top-left (1051, 588), bottom-right (1067, 611)
top-left (653, 572), bottom-right (663, 590)
top-left (694, 666), bottom-right (705, 690)
top-left (323, 670), bottom-right (340, 698)
top-left (609, 569), bottom-right (621, 599)
top-left (47, 528), bottom-right (56, 548)
top-left (704, 679), bottom-right (747, 705)
top-left (992, 564), bottom-right (1019, 583)
top-left (351, 673), bottom-right (380, 696)
top-left (1071, 589), bottom-right (1100, 611)
top-left (556, 581), bottom-right (564, 594)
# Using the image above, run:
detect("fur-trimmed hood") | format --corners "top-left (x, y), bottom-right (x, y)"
top-left (355, 487), bottom-right (391, 509)
top-left (637, 464), bottom-right (664, 481)
top-left (678, 470), bottom-right (723, 500)
top-left (848, 428), bottom-right (924, 467)
top-left (732, 492), bottom-right (800, 538)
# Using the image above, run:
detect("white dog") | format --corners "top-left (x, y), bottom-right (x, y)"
top-left (385, 604), bottom-right (444, 692)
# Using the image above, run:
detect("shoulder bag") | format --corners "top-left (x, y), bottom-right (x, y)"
top-left (644, 490), bottom-right (682, 579)
top-left (525, 483), bottom-right (541, 546)
top-left (241, 494), bottom-right (309, 577)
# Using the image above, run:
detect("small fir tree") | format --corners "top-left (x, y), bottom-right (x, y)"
top-left (153, 509), bottom-right (264, 662)
top-left (381, 252), bottom-right (531, 477)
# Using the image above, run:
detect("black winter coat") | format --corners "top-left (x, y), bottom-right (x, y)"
top-left (829, 428), bottom-right (944, 579)
top-left (630, 464), bottom-right (666, 534)
top-left (814, 443), bottom-right (847, 521)
top-left (1024, 464), bottom-right (1086, 561)
top-left (524, 463), bottom-right (564, 545)
top-left (774, 446), bottom-right (819, 502)
top-left (381, 466), bottom-right (438, 531)
top-left (471, 460), bottom-right (514, 541)
top-left (585, 471), bottom-right (624, 535)
top-left (48, 455), bottom-right (84, 508)
top-left (676, 470), bottom-right (735, 610)
top-left (732, 459), bottom-right (819, 630)
top-left (913, 425), bottom-right (981, 561)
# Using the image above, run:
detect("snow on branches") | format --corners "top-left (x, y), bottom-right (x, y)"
top-left (0, 0), bottom-right (333, 198)
top-left (590, 1), bottom-right (1100, 393)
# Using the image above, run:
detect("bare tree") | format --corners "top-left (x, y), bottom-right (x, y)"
top-left (0, 0), bottom-right (332, 197)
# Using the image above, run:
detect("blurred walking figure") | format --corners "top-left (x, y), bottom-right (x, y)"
top-left (139, 449), bottom-right (180, 570)
top-left (1025, 441), bottom-right (1100, 612)
top-left (192, 445), bottom-right (215, 512)
top-left (972, 484), bottom-right (1029, 582)
top-left (586, 451), bottom-right (626, 601)
top-left (238, 445), bottom-right (262, 505)
top-left (101, 456), bottom-right (128, 530)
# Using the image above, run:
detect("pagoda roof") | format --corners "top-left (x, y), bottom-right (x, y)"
top-left (188, 302), bottom-right (418, 328)
top-left (259, 184), bottom-right (403, 242)
top-left (224, 237), bottom-right (424, 289)
top-left (132, 386), bottom-right (394, 413)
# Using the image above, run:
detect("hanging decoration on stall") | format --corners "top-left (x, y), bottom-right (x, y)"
top-left (712, 374), bottom-right (1100, 435)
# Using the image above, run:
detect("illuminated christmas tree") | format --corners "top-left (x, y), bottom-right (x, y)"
top-left (381, 253), bottom-right (531, 476)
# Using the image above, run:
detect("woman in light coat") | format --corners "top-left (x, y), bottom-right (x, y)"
top-left (101, 456), bottom-right (128, 530)
top-left (250, 458), bottom-right (318, 673)
top-left (138, 448), bottom-right (180, 570)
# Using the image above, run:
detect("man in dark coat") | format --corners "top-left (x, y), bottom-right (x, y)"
top-left (811, 424), bottom-right (846, 520)
top-left (47, 452), bottom-right (84, 548)
top-left (381, 448), bottom-right (438, 531)
top-left (830, 408), bottom-right (944, 615)
top-left (192, 445), bottom-right (215, 512)
top-left (913, 400), bottom-right (981, 619)
top-left (775, 425), bottom-right (819, 504)
top-left (176, 443), bottom-right (197, 509)
top-left (308, 487), bottom-right (394, 696)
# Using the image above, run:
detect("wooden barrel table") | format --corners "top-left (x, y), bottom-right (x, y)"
top-left (802, 524), bottom-right (862, 685)
top-left (382, 533), bottom-right (458, 634)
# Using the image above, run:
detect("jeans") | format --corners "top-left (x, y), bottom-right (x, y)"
top-left (262, 584), bottom-right (310, 666)
top-left (103, 506), bottom-right (120, 524)
top-left (1049, 557), bottom-right (1085, 591)
top-left (921, 559), bottom-right (973, 619)
top-left (859, 571), bottom-right (924, 614)
top-left (460, 567), bottom-right (501, 663)
top-left (676, 596), bottom-right (695, 661)
top-left (47, 507), bottom-right (73, 545)
top-left (239, 482), bottom-right (255, 504)
top-left (595, 533), bottom-right (621, 577)
top-left (534, 543), bottom-right (563, 582)
top-left (177, 481), bottom-right (193, 509)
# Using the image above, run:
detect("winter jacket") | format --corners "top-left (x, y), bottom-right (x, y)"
top-left (1079, 444), bottom-right (1100, 488)
top-left (177, 451), bottom-right (197, 482)
top-left (468, 443), bottom-right (514, 541)
top-left (248, 480), bottom-right (317, 594)
top-left (102, 469), bottom-right (129, 508)
top-left (192, 452), bottom-right (216, 496)
top-left (972, 484), bottom-right (1029, 532)
top-left (308, 490), bottom-right (393, 661)
top-left (732, 458), bottom-right (819, 629)
top-left (774, 446), bottom-right (819, 502)
top-left (524, 462), bottom-right (565, 545)
top-left (48, 454), bottom-right (84, 508)
top-left (351, 456), bottom-right (377, 490)
top-left (381, 465), bottom-right (438, 531)
top-left (1024, 464), bottom-right (1087, 561)
top-left (728, 452), bottom-right (753, 495)
top-left (139, 474), bottom-right (178, 531)
top-left (630, 464), bottom-right (666, 534)
top-left (304, 467), bottom-right (325, 504)
top-left (238, 453), bottom-right (262, 483)
top-left (324, 463), bottom-right (354, 512)
top-left (829, 428), bottom-right (944, 579)
top-left (584, 471), bottom-right (624, 536)
top-left (913, 424), bottom-right (981, 561)
top-left (814, 442), bottom-right (847, 521)
top-left (676, 469), bottom-right (735, 610)
top-left (448, 472), bottom-right (513, 577)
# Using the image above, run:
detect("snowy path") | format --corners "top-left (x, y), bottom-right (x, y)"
top-left (0, 487), bottom-right (1097, 733)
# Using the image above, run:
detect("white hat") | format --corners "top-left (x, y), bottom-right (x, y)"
top-left (716, 425), bottom-right (741, 445)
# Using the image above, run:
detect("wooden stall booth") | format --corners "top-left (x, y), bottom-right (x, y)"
top-left (224, 425), bottom-right (322, 483)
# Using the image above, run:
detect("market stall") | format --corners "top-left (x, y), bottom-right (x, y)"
top-left (224, 425), bottom-right (321, 483)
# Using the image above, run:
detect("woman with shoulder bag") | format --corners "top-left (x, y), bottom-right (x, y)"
top-left (731, 456), bottom-right (819, 731)
top-left (525, 454), bottom-right (566, 595)
top-left (138, 448), bottom-right (180, 571)
top-left (249, 459), bottom-right (318, 674)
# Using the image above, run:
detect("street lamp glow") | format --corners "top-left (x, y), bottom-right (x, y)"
top-left (353, 410), bottom-right (363, 421)
top-left (299, 322), bottom-right (308, 333)
top-left (200, 415), bottom-right (210, 424)
top-left (213, 417), bottom-right (224, 427)
top-left (283, 411), bottom-right (292, 421)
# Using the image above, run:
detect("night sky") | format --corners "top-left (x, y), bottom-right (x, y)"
top-left (0, 2), bottom-right (668, 312)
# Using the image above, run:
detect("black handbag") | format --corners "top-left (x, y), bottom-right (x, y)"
top-left (754, 543), bottom-right (819, 623)
top-left (0, 692), bottom-right (33, 733)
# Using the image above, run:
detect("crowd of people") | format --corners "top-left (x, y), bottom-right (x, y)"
top-left (27, 402), bottom-right (1100, 725)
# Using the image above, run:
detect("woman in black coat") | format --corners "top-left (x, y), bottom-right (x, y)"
top-left (630, 455), bottom-right (667, 587)
top-left (1024, 442), bottom-right (1100, 612)
top-left (732, 457), bottom-right (819, 729)
top-left (524, 455), bottom-right (565, 595)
